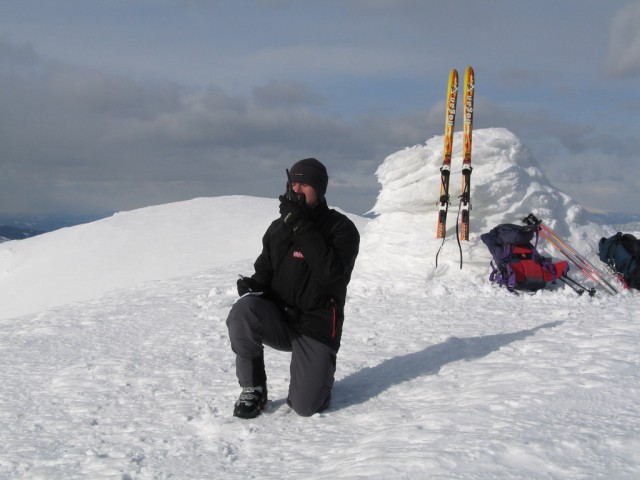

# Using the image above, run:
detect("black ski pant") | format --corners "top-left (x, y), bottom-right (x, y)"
top-left (226, 295), bottom-right (336, 417)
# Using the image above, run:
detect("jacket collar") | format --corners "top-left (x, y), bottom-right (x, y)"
top-left (308, 199), bottom-right (329, 222)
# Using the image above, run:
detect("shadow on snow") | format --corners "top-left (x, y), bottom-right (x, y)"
top-left (332, 321), bottom-right (563, 411)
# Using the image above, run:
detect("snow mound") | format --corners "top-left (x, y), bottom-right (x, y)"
top-left (353, 128), bottom-right (615, 292)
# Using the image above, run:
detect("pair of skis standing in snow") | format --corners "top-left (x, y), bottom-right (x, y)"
top-left (435, 67), bottom-right (474, 269)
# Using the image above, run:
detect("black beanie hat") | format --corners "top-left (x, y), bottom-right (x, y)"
top-left (289, 158), bottom-right (329, 197)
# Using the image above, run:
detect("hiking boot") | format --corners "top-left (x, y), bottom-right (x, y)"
top-left (233, 386), bottom-right (267, 419)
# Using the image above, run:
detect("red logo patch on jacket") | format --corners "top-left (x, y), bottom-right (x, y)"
top-left (293, 250), bottom-right (305, 259)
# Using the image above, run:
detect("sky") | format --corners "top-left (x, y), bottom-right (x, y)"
top-left (1, 0), bottom-right (640, 221)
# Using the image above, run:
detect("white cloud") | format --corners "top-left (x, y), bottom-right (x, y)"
top-left (605, 1), bottom-right (640, 77)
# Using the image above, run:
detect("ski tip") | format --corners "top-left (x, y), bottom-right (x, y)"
top-left (465, 66), bottom-right (475, 83)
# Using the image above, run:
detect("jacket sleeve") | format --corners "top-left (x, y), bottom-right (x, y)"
top-left (292, 215), bottom-right (360, 286)
top-left (251, 221), bottom-right (277, 287)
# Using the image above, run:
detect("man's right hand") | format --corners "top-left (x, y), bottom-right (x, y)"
top-left (237, 276), bottom-right (262, 297)
top-left (279, 195), bottom-right (309, 233)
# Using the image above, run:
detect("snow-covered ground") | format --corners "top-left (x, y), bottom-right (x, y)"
top-left (1, 128), bottom-right (638, 479)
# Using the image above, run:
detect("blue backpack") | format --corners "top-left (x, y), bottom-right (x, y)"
top-left (481, 223), bottom-right (569, 293)
top-left (598, 233), bottom-right (640, 290)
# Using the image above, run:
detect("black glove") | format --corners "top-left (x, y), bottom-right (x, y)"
top-left (237, 276), bottom-right (264, 297)
top-left (279, 194), bottom-right (309, 234)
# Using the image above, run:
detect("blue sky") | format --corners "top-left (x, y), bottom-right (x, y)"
top-left (1, 0), bottom-right (639, 219)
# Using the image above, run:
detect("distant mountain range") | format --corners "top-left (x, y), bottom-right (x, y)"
top-left (0, 212), bottom-right (109, 242)
top-left (0, 225), bottom-right (44, 242)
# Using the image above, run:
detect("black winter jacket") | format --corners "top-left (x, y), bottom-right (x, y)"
top-left (251, 200), bottom-right (360, 349)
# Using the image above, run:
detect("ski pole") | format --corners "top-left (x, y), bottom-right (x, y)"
top-left (558, 276), bottom-right (584, 296)
top-left (537, 220), bottom-right (618, 294)
top-left (559, 275), bottom-right (596, 297)
top-left (538, 222), bottom-right (618, 292)
top-left (523, 214), bottom-right (617, 295)
top-left (539, 228), bottom-right (616, 295)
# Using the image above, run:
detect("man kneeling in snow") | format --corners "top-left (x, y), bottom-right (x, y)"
top-left (226, 158), bottom-right (360, 418)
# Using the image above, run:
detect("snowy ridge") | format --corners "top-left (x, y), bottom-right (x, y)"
top-left (0, 196), bottom-right (366, 321)
top-left (0, 196), bottom-right (274, 321)
top-left (0, 128), bottom-right (639, 479)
